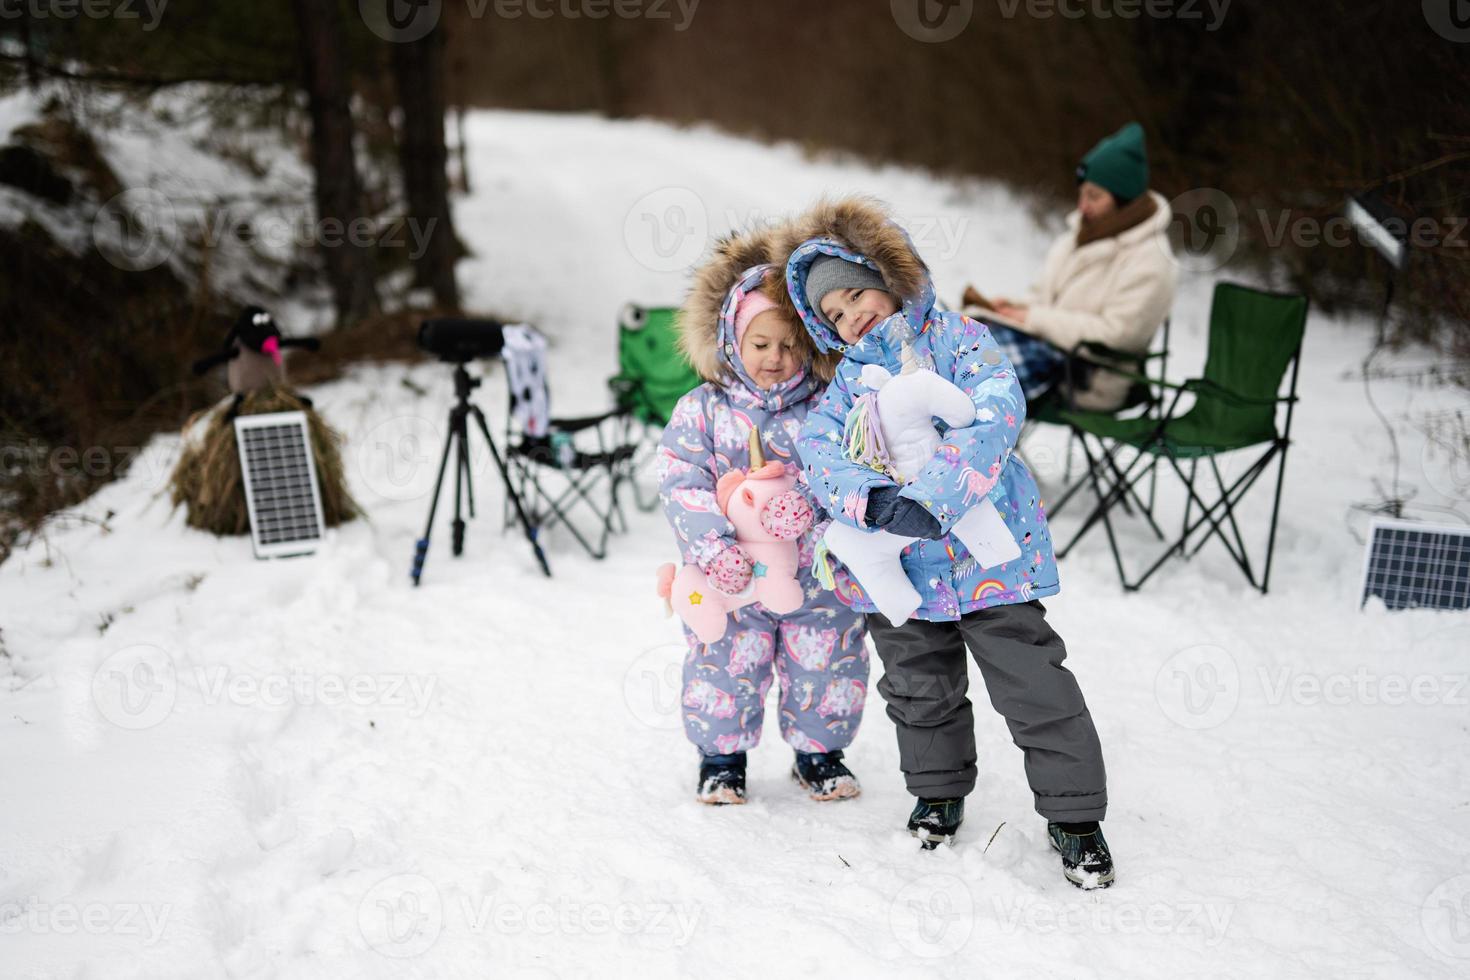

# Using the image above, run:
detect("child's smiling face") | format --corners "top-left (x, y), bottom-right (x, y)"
top-left (819, 286), bottom-right (900, 345)
top-left (739, 310), bottom-right (801, 389)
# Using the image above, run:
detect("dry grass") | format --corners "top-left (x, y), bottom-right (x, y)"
top-left (168, 386), bottom-right (358, 536)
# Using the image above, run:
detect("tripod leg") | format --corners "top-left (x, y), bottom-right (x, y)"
top-left (412, 415), bottom-right (459, 586)
top-left (452, 409), bottom-right (468, 557)
top-left (461, 435), bottom-right (476, 520)
top-left (470, 405), bottom-right (552, 577)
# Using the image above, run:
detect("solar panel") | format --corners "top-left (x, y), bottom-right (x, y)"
top-left (234, 411), bottom-right (326, 559)
top-left (1359, 518), bottom-right (1470, 611)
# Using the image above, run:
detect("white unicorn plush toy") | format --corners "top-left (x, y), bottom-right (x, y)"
top-left (821, 341), bottom-right (1021, 626)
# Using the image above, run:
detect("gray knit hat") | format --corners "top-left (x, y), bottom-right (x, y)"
top-left (804, 254), bottom-right (889, 328)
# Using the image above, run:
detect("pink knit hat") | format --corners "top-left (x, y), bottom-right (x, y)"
top-left (733, 289), bottom-right (778, 348)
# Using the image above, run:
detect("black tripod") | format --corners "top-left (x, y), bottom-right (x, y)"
top-left (411, 363), bottom-right (551, 585)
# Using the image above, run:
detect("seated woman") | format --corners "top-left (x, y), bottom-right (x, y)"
top-left (962, 122), bottom-right (1176, 412)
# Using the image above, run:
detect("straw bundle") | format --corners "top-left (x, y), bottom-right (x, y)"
top-left (169, 386), bottom-right (358, 534)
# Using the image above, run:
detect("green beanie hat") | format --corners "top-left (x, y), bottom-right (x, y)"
top-left (1076, 122), bottom-right (1148, 203)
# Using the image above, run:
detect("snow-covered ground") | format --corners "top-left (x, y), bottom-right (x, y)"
top-left (3, 109), bottom-right (1469, 979)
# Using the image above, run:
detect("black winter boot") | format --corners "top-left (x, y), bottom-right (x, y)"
top-left (696, 752), bottom-right (747, 805)
top-left (908, 797), bottom-right (964, 849)
top-left (1047, 821), bottom-right (1115, 889)
top-left (790, 750), bottom-right (861, 801)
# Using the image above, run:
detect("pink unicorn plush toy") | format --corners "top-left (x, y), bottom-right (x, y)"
top-left (658, 432), bottom-right (810, 643)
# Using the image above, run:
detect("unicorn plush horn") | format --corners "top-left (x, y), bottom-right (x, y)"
top-left (900, 340), bottom-right (918, 376)
top-left (656, 426), bottom-right (805, 642)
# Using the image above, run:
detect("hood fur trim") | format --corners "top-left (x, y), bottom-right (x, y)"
top-left (676, 223), bottom-right (838, 384)
top-left (770, 196), bottom-right (930, 332)
top-left (675, 226), bottom-right (782, 384)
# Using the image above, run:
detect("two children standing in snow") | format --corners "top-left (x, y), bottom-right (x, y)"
top-left (658, 198), bottom-right (1114, 889)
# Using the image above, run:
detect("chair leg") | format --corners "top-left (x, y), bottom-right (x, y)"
top-left (1180, 452), bottom-right (1271, 565)
top-left (610, 481), bottom-right (630, 533)
top-left (628, 424), bottom-right (664, 513)
top-left (1058, 442), bottom-right (1188, 592)
top-left (594, 427), bottom-right (630, 536)
top-left (632, 446), bottom-right (662, 511)
top-left (1054, 435), bottom-right (1110, 557)
top-left (1057, 435), bottom-right (1161, 559)
top-left (1174, 457), bottom-right (1247, 571)
top-left (523, 469), bottom-right (611, 559)
top-left (1208, 454), bottom-right (1257, 581)
top-left (1167, 450), bottom-right (1277, 589)
top-left (1147, 446), bottom-right (1159, 515)
top-left (523, 455), bottom-right (630, 560)
top-left (599, 448), bottom-right (623, 547)
top-left (1046, 432), bottom-right (1094, 518)
top-left (1056, 434), bottom-right (1153, 559)
top-left (1062, 436), bottom-right (1290, 595)
top-left (1260, 439), bottom-right (1292, 595)
top-left (1114, 450), bottom-right (1201, 592)
top-left (1081, 435), bottom-right (1138, 590)
top-left (1102, 441), bottom-right (1165, 539)
top-left (1121, 523), bottom-right (1190, 591)
top-left (1047, 431), bottom-right (1145, 525)
top-left (1180, 458), bottom-right (1195, 552)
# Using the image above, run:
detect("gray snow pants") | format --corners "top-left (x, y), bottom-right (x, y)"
top-left (866, 600), bottom-right (1108, 822)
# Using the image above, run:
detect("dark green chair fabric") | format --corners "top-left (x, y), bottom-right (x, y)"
top-left (610, 305), bottom-right (701, 427)
top-left (1055, 282), bottom-right (1309, 593)
top-left (608, 304), bottom-right (701, 511)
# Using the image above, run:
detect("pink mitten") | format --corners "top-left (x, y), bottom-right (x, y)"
top-left (707, 546), bottom-right (754, 595)
top-left (759, 490), bottom-right (813, 540)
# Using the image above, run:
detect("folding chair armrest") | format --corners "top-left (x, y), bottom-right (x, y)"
top-left (1069, 336), bottom-right (1169, 367)
top-left (1052, 340), bottom-right (1164, 413)
top-left (1070, 339), bottom-right (1147, 365)
top-left (1066, 339), bottom-right (1167, 380)
top-left (1181, 378), bottom-right (1298, 407)
top-left (1073, 359), bottom-right (1161, 388)
top-left (550, 409), bottom-right (623, 433)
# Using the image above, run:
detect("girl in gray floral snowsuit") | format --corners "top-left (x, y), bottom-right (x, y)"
top-left (658, 230), bottom-right (868, 806)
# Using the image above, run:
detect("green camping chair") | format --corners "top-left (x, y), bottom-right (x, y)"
top-left (1052, 283), bottom-right (1309, 594)
top-left (608, 304), bottom-right (702, 511)
top-left (1023, 318), bottom-right (1172, 527)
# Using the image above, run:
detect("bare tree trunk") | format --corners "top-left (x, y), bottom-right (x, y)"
top-left (291, 0), bottom-right (380, 325)
top-left (447, 36), bottom-right (471, 195)
top-left (20, 13), bottom-right (40, 90)
top-left (390, 24), bottom-right (461, 310)
top-left (454, 106), bottom-right (470, 196)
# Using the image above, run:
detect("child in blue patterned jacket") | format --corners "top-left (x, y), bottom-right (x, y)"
top-left (658, 228), bottom-right (869, 807)
top-left (775, 197), bottom-right (1115, 889)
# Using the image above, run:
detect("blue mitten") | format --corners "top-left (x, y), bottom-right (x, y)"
top-left (867, 486), bottom-right (943, 540)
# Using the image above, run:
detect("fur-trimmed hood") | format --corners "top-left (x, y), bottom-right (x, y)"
top-left (676, 222), bottom-right (838, 398)
top-left (772, 196), bottom-right (935, 355)
top-left (676, 225), bottom-right (784, 385)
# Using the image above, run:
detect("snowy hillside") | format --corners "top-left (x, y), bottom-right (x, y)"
top-left (2, 110), bottom-right (1468, 979)
top-left (0, 82), bottom-right (372, 332)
